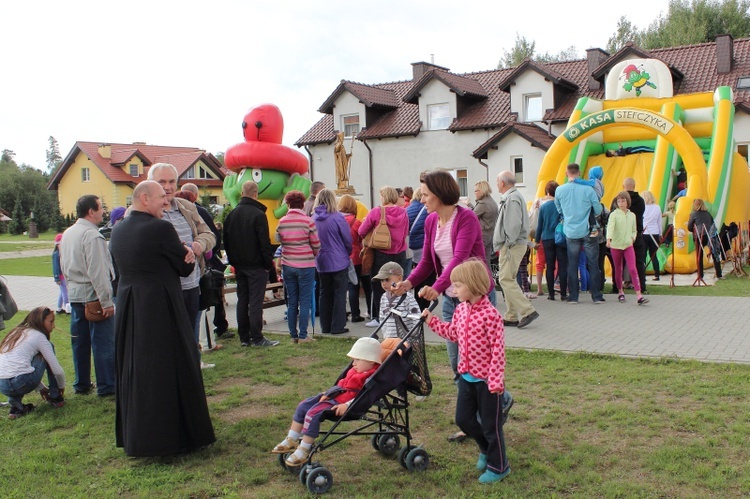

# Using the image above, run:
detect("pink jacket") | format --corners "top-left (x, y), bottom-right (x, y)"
top-left (408, 205), bottom-right (491, 295)
top-left (428, 296), bottom-right (505, 393)
top-left (358, 205), bottom-right (408, 254)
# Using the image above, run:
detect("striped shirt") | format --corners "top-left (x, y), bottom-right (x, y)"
top-left (162, 203), bottom-right (200, 290)
top-left (276, 209), bottom-right (320, 268)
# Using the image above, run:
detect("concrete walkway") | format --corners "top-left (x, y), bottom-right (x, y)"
top-left (4, 274), bottom-right (749, 364)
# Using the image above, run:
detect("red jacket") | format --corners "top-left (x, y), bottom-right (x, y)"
top-left (333, 364), bottom-right (379, 403)
top-left (428, 296), bottom-right (505, 393)
top-left (344, 213), bottom-right (363, 265)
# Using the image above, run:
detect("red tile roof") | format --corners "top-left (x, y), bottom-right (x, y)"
top-left (296, 37), bottom-right (750, 146)
top-left (318, 80), bottom-right (400, 114)
top-left (48, 141), bottom-right (226, 189)
top-left (472, 123), bottom-right (555, 158)
top-left (404, 69), bottom-right (488, 103)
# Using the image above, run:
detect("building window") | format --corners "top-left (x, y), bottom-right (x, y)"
top-left (198, 166), bottom-right (212, 179)
top-left (456, 169), bottom-right (468, 197)
top-left (737, 77), bottom-right (750, 89)
top-left (81, 168), bottom-right (90, 182)
top-left (342, 114), bottom-right (360, 138)
top-left (512, 157), bottom-right (524, 184)
top-left (129, 164), bottom-right (138, 177)
top-left (126, 196), bottom-right (133, 207)
top-left (738, 144), bottom-right (749, 162)
top-left (184, 166), bottom-right (195, 179)
top-left (427, 103), bottom-right (450, 130)
top-left (209, 196), bottom-right (218, 205)
top-left (524, 94), bottom-right (543, 122)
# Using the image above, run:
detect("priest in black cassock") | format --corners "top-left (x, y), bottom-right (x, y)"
top-left (110, 181), bottom-right (215, 457)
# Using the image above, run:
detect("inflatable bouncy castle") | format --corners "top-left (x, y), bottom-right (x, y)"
top-left (536, 58), bottom-right (750, 274)
top-left (223, 104), bottom-right (311, 238)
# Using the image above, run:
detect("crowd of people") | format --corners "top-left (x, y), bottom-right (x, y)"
top-left (0, 161), bottom-right (728, 485)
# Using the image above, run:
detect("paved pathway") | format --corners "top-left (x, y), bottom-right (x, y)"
top-left (4, 274), bottom-right (749, 364)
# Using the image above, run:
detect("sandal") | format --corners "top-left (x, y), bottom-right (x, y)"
top-left (271, 438), bottom-right (299, 454)
top-left (618, 294), bottom-right (626, 303)
top-left (285, 446), bottom-right (311, 465)
top-left (637, 297), bottom-right (649, 305)
top-left (447, 431), bottom-right (467, 443)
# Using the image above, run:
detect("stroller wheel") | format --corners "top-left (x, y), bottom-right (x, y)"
top-left (371, 434), bottom-right (382, 452)
top-left (377, 434), bottom-right (401, 456)
top-left (306, 466), bottom-right (333, 494)
top-left (405, 447), bottom-right (429, 471)
top-left (299, 464), bottom-right (312, 485)
top-left (398, 445), bottom-right (416, 469)
top-left (279, 452), bottom-right (302, 474)
top-left (277, 452), bottom-right (289, 471)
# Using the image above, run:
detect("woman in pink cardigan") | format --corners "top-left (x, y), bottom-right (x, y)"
top-left (358, 186), bottom-right (408, 326)
top-left (394, 169), bottom-right (497, 441)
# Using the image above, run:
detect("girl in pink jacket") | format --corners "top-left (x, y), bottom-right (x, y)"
top-left (424, 259), bottom-right (510, 484)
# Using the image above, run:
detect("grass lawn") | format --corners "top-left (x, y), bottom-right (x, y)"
top-left (0, 256), bottom-right (53, 277)
top-left (0, 243), bottom-right (54, 253)
top-left (1, 313), bottom-right (749, 497)
top-left (0, 232), bottom-right (57, 242)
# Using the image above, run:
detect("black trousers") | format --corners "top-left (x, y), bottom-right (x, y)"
top-left (319, 269), bottom-right (349, 334)
top-left (236, 267), bottom-right (268, 344)
top-left (644, 233), bottom-right (661, 278)
top-left (633, 233), bottom-right (647, 292)
top-left (456, 377), bottom-right (510, 475)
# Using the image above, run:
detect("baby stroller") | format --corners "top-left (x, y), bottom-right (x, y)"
top-left (278, 298), bottom-right (438, 494)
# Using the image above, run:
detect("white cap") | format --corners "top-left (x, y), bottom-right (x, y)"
top-left (346, 337), bottom-right (382, 364)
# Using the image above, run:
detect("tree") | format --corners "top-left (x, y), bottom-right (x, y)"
top-left (498, 34), bottom-right (536, 69)
top-left (46, 136), bottom-right (62, 173)
top-left (537, 46), bottom-right (580, 64)
top-left (9, 197), bottom-right (25, 235)
top-left (1, 149), bottom-right (15, 164)
top-left (609, 0), bottom-right (750, 50)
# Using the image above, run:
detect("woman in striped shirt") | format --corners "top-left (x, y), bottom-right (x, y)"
top-left (276, 191), bottom-right (321, 343)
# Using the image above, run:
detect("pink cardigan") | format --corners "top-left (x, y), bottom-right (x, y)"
top-left (428, 296), bottom-right (505, 392)
top-left (408, 205), bottom-right (491, 294)
top-left (358, 205), bottom-right (408, 254)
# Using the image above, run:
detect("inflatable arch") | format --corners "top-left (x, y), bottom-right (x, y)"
top-left (537, 59), bottom-right (750, 274)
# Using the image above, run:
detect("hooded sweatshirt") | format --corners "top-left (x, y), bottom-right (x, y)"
top-left (313, 206), bottom-right (352, 273)
top-left (358, 205), bottom-right (409, 254)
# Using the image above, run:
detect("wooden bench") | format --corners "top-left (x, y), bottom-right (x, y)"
top-left (223, 274), bottom-right (286, 309)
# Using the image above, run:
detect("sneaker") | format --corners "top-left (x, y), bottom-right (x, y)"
top-left (200, 362), bottom-right (215, 369)
top-left (365, 319), bottom-right (380, 327)
top-left (503, 320), bottom-right (518, 327)
top-left (517, 311), bottom-right (539, 329)
top-left (618, 294), bottom-right (626, 303)
top-left (477, 453), bottom-right (488, 471)
top-left (46, 395), bottom-right (65, 408)
top-left (8, 403), bottom-right (35, 420)
top-left (637, 297), bottom-right (649, 305)
top-left (298, 337), bottom-right (316, 343)
top-left (215, 330), bottom-right (235, 340)
top-left (479, 467), bottom-right (511, 484)
top-left (253, 338), bottom-right (280, 347)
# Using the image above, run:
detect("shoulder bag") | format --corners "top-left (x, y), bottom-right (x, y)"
top-left (362, 207), bottom-right (392, 251)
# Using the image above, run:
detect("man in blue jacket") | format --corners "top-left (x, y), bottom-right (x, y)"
top-left (554, 163), bottom-right (604, 305)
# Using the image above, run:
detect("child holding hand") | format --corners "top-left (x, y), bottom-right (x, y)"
top-left (423, 258), bottom-right (510, 484)
top-left (271, 337), bottom-right (382, 466)
top-left (607, 191), bottom-right (649, 305)
top-left (373, 262), bottom-right (421, 338)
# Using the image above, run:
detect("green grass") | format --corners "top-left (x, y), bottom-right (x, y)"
top-left (2, 313), bottom-right (749, 497)
top-left (0, 243), bottom-right (54, 253)
top-left (0, 231), bottom-right (57, 242)
top-left (0, 256), bottom-right (53, 277)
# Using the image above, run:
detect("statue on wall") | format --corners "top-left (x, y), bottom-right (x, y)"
top-left (334, 131), bottom-right (355, 194)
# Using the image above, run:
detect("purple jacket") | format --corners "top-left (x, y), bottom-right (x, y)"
top-left (313, 206), bottom-right (353, 273)
top-left (408, 205), bottom-right (492, 295)
top-left (358, 205), bottom-right (409, 254)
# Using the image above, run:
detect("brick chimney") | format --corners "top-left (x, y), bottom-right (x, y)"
top-left (716, 34), bottom-right (734, 74)
top-left (98, 143), bottom-right (111, 159)
top-left (411, 61), bottom-right (450, 81)
top-left (586, 48), bottom-right (609, 90)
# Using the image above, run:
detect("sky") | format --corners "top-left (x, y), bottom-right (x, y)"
top-left (1, 0), bottom-right (672, 171)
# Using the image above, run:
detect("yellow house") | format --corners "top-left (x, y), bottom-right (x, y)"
top-left (48, 141), bottom-right (228, 217)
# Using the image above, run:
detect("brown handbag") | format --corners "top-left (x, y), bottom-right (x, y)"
top-left (84, 300), bottom-right (107, 322)
top-left (360, 246), bottom-right (375, 275)
top-left (362, 207), bottom-right (391, 251)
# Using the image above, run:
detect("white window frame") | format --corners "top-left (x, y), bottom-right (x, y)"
top-left (342, 114), bottom-right (360, 138)
top-left (427, 103), bottom-right (450, 130)
top-left (524, 94), bottom-right (543, 122)
top-left (455, 168), bottom-right (468, 197)
top-left (81, 167), bottom-right (90, 182)
top-left (183, 166), bottom-right (195, 179)
top-left (737, 77), bottom-right (750, 89)
top-left (198, 166), bottom-right (213, 179)
top-left (129, 163), bottom-right (138, 177)
top-left (511, 156), bottom-right (524, 185)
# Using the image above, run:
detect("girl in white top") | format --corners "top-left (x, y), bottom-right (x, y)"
top-left (0, 307), bottom-right (65, 419)
top-left (642, 191), bottom-right (663, 281)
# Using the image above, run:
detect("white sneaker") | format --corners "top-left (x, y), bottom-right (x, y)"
top-left (366, 319), bottom-right (380, 327)
top-left (200, 362), bottom-right (215, 369)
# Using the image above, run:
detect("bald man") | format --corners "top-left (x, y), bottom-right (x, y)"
top-left (222, 181), bottom-right (278, 347)
top-left (493, 171), bottom-right (538, 328)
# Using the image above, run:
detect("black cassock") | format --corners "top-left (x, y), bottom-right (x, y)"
top-left (110, 211), bottom-right (215, 456)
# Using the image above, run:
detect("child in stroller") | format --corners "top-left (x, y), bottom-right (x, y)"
top-left (271, 337), bottom-right (382, 466)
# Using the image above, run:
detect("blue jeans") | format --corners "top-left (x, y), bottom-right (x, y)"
top-left (70, 303), bottom-right (115, 395)
top-left (0, 353), bottom-right (61, 411)
top-left (283, 265), bottom-right (315, 339)
top-left (565, 237), bottom-right (602, 302)
top-left (443, 288), bottom-right (497, 381)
